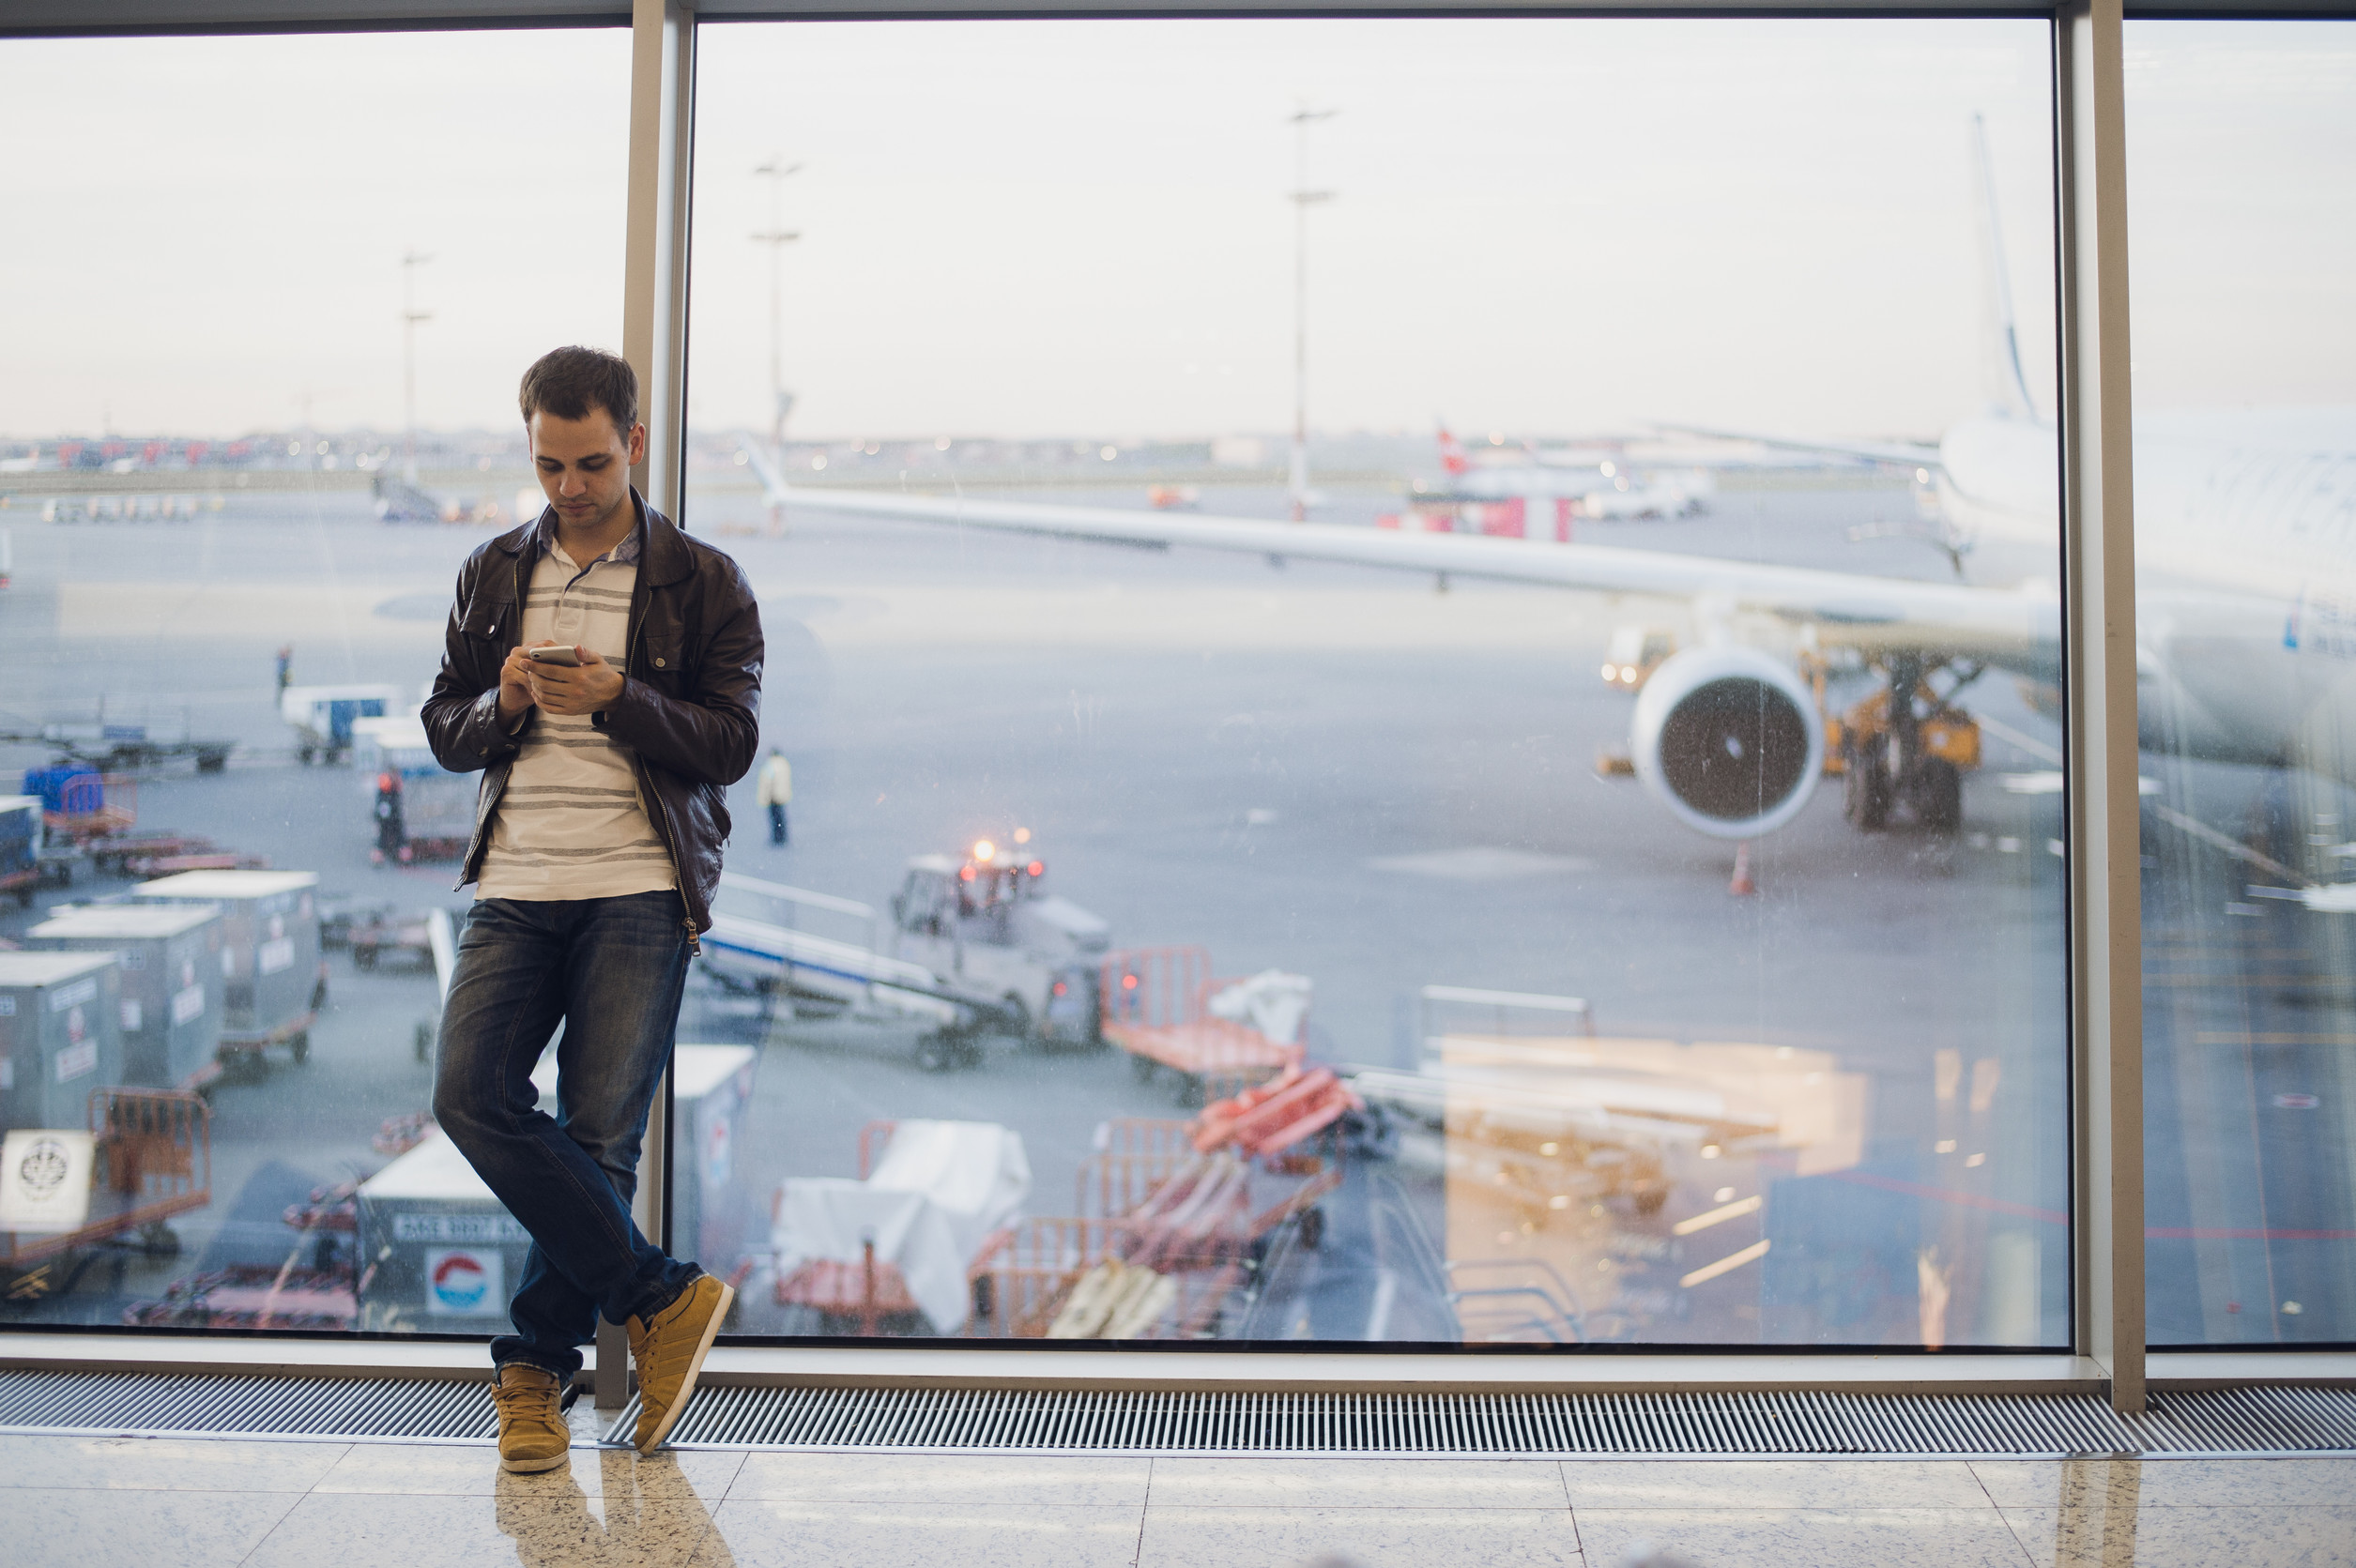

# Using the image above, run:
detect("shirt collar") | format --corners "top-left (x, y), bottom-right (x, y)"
top-left (534, 502), bottom-right (643, 567)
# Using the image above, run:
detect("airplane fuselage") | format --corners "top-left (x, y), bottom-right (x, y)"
top-left (1938, 408), bottom-right (2356, 776)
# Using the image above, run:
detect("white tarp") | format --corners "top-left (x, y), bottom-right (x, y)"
top-left (1207, 968), bottom-right (1314, 1045)
top-left (771, 1119), bottom-right (1030, 1332)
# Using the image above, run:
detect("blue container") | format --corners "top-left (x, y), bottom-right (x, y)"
top-left (20, 767), bottom-right (99, 814)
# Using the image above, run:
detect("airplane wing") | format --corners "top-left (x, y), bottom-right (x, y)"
top-left (1656, 423), bottom-right (1943, 472)
top-left (768, 478), bottom-right (2058, 669)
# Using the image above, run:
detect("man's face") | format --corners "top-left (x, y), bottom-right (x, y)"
top-left (528, 407), bottom-right (647, 532)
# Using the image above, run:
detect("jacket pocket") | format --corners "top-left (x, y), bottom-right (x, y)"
top-left (642, 631), bottom-right (691, 694)
top-left (459, 586), bottom-right (515, 647)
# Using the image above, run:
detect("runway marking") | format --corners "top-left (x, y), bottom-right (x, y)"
top-left (1671, 1194), bottom-right (1763, 1236)
top-left (2194, 1032), bottom-right (2356, 1047)
top-left (1828, 1168), bottom-right (2068, 1225)
top-left (1679, 1238), bottom-right (1768, 1288)
top-left (1367, 846), bottom-right (1592, 881)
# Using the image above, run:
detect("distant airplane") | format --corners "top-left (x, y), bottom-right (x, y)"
top-left (741, 118), bottom-right (2356, 878)
top-left (1430, 426), bottom-right (1712, 520)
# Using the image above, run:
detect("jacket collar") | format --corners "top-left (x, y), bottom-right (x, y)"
top-left (496, 488), bottom-right (694, 587)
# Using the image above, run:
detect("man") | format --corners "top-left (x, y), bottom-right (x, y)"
top-left (757, 746), bottom-right (791, 845)
top-left (421, 345), bottom-right (763, 1473)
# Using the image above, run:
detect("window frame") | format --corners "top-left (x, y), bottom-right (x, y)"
top-left (5, 0), bottom-right (2350, 1419)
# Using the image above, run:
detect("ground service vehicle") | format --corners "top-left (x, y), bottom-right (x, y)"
top-left (888, 845), bottom-right (1110, 1049)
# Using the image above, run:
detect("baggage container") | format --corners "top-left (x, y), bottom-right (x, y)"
top-left (24, 904), bottom-right (226, 1091)
top-left (523, 1043), bottom-right (760, 1281)
top-left (0, 795), bottom-right (38, 906)
top-left (0, 952), bottom-right (124, 1131)
top-left (351, 716), bottom-right (474, 860)
top-left (354, 1131), bottom-right (530, 1332)
top-left (674, 1045), bottom-right (760, 1280)
top-left (129, 871), bottom-right (321, 1060)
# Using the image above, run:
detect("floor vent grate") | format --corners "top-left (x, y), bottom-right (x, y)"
top-left (6, 1370), bottom-right (2354, 1457)
top-left (610, 1384), bottom-right (2356, 1459)
top-left (0, 1370), bottom-right (496, 1443)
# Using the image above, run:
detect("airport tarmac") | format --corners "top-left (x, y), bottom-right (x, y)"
top-left (0, 474), bottom-right (2342, 1349)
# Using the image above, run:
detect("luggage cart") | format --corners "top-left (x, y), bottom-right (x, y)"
top-left (1, 1088), bottom-right (211, 1302)
top-left (28, 770), bottom-right (135, 846)
top-left (970, 1216), bottom-right (1242, 1340)
top-left (1099, 946), bottom-right (1304, 1104)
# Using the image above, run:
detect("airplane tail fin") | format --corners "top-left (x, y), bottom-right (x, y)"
top-left (1437, 424), bottom-right (1470, 476)
top-left (1972, 114), bottom-right (2038, 422)
top-left (739, 434), bottom-right (790, 499)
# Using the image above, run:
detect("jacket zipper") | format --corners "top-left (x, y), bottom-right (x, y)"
top-left (622, 588), bottom-right (700, 957)
top-left (451, 547), bottom-right (532, 892)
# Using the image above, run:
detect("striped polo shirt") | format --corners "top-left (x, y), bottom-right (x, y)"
top-left (475, 521), bottom-right (678, 903)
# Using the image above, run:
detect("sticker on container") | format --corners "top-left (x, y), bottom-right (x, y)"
top-left (120, 998), bottom-right (144, 1032)
top-left (54, 1039), bottom-right (98, 1083)
top-left (0, 1131), bottom-right (95, 1232)
top-left (0, 997), bottom-right (14, 1016)
top-left (49, 977), bottom-right (99, 1013)
top-left (426, 1248), bottom-right (504, 1316)
top-left (171, 984), bottom-right (207, 1027)
top-left (119, 951), bottom-right (146, 971)
top-left (222, 949), bottom-right (238, 978)
top-left (706, 1113), bottom-right (732, 1190)
top-left (393, 1213), bottom-right (529, 1244)
top-left (257, 937), bottom-right (295, 976)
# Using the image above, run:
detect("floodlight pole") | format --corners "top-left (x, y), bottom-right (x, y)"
top-left (751, 157), bottom-right (803, 457)
top-left (400, 251), bottom-right (432, 485)
top-left (1288, 107), bottom-right (1335, 523)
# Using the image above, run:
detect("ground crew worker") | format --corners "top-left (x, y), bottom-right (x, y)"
top-left (421, 345), bottom-right (764, 1473)
top-left (275, 645), bottom-right (293, 693)
top-left (757, 746), bottom-right (791, 845)
top-left (373, 771), bottom-right (405, 862)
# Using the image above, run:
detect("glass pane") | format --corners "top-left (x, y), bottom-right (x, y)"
top-left (2127, 22), bottom-right (2356, 1347)
top-left (0, 29), bottom-right (629, 1332)
top-left (681, 16), bottom-right (2070, 1347)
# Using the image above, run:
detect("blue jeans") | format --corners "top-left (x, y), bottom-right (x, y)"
top-left (433, 891), bottom-right (700, 1377)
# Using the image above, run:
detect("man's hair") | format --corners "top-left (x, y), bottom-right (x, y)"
top-left (519, 346), bottom-right (638, 434)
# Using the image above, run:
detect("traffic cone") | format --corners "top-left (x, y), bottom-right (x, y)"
top-left (1729, 840), bottom-right (1756, 897)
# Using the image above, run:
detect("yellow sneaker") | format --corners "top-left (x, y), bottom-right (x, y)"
top-left (491, 1363), bottom-right (570, 1474)
top-left (627, 1273), bottom-right (733, 1453)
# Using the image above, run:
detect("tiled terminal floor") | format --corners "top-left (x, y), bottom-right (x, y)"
top-left (2, 1421), bottom-right (2351, 1566)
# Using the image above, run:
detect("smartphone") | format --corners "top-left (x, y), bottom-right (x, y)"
top-left (525, 645), bottom-right (581, 667)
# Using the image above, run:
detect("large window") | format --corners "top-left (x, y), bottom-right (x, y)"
top-left (2126, 21), bottom-right (2356, 1348)
top-left (0, 28), bottom-right (629, 1332)
top-left (680, 19), bottom-right (2070, 1347)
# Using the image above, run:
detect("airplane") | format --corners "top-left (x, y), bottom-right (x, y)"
top-left (737, 119), bottom-right (2356, 876)
top-left (1429, 426), bottom-right (1713, 520)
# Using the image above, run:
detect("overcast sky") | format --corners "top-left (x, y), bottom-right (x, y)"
top-left (0, 19), bottom-right (2348, 443)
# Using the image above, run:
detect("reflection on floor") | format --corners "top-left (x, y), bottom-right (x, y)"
top-left (3, 1424), bottom-right (2353, 1566)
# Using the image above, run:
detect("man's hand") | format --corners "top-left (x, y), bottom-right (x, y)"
top-left (497, 646), bottom-right (540, 724)
top-left (526, 645), bottom-right (626, 717)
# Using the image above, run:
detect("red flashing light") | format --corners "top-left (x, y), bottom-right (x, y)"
top-left (1051, 982), bottom-right (1067, 996)
top-left (376, 772), bottom-right (397, 793)
top-left (1122, 974), bottom-right (1139, 991)
top-left (958, 865), bottom-right (975, 881)
top-left (1026, 860), bottom-right (1044, 877)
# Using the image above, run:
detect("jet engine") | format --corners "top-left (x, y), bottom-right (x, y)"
top-left (1629, 647), bottom-right (1824, 839)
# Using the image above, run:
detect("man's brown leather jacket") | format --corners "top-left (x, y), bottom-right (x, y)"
top-left (421, 492), bottom-right (764, 948)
